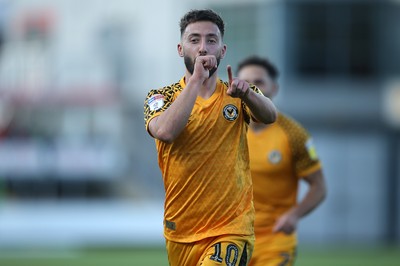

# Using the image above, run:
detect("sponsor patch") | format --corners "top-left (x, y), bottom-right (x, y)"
top-left (305, 138), bottom-right (319, 160)
top-left (147, 94), bottom-right (165, 111)
top-left (165, 219), bottom-right (176, 231)
top-left (222, 104), bottom-right (239, 121)
top-left (268, 150), bottom-right (282, 164)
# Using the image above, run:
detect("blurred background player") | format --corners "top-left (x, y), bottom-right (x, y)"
top-left (237, 56), bottom-right (327, 266)
top-left (143, 10), bottom-right (277, 266)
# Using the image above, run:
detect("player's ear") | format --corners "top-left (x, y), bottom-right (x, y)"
top-left (220, 44), bottom-right (227, 59)
top-left (177, 43), bottom-right (184, 57)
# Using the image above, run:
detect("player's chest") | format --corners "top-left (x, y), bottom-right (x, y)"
top-left (187, 97), bottom-right (243, 129)
top-left (248, 129), bottom-right (292, 173)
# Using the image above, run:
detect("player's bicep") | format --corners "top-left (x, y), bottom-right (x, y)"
top-left (144, 90), bottom-right (171, 137)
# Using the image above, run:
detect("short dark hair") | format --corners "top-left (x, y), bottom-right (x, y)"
top-left (237, 56), bottom-right (279, 81)
top-left (179, 9), bottom-right (225, 38)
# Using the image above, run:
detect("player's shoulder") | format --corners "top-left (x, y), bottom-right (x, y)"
top-left (146, 81), bottom-right (183, 99)
top-left (221, 79), bottom-right (230, 89)
top-left (144, 81), bottom-right (183, 113)
top-left (276, 112), bottom-right (309, 135)
top-left (277, 112), bottom-right (298, 124)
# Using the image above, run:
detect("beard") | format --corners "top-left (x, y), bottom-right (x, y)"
top-left (184, 55), bottom-right (221, 78)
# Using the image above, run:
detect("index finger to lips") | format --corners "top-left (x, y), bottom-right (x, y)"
top-left (204, 57), bottom-right (216, 70)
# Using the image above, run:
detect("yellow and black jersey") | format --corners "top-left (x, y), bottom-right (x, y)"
top-left (144, 77), bottom-right (263, 243)
top-left (247, 113), bottom-right (322, 234)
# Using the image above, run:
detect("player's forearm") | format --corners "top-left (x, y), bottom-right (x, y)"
top-left (292, 176), bottom-right (327, 219)
top-left (149, 79), bottom-right (202, 143)
top-left (243, 90), bottom-right (277, 124)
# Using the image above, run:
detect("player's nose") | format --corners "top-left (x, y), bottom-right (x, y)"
top-left (198, 40), bottom-right (207, 56)
top-left (198, 50), bottom-right (207, 56)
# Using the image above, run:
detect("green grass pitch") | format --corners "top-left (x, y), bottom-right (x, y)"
top-left (0, 245), bottom-right (399, 266)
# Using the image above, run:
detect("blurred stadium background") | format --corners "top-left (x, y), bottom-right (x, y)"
top-left (0, 0), bottom-right (399, 265)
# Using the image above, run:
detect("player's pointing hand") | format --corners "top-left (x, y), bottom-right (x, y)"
top-left (227, 65), bottom-right (250, 99)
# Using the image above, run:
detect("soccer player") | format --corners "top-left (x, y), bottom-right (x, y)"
top-left (144, 10), bottom-right (277, 266)
top-left (236, 56), bottom-right (327, 266)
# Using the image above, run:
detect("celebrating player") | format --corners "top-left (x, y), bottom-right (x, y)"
top-left (144, 10), bottom-right (277, 266)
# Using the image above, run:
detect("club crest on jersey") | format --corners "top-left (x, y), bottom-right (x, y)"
top-left (268, 150), bottom-right (282, 164)
top-left (148, 94), bottom-right (164, 111)
top-left (222, 104), bottom-right (239, 121)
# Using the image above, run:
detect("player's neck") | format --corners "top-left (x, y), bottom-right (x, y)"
top-left (185, 72), bottom-right (218, 99)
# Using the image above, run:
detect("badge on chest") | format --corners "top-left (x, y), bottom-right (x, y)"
top-left (268, 150), bottom-right (282, 164)
top-left (222, 104), bottom-right (239, 121)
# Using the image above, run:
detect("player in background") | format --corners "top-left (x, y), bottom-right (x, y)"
top-left (237, 56), bottom-right (327, 266)
top-left (144, 10), bottom-right (277, 266)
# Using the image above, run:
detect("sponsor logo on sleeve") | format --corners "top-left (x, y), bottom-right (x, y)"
top-left (147, 94), bottom-right (165, 111)
top-left (305, 138), bottom-right (319, 160)
top-left (165, 219), bottom-right (176, 231)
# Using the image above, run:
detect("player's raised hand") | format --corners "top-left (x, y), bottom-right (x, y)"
top-left (193, 55), bottom-right (218, 82)
top-left (226, 65), bottom-right (250, 99)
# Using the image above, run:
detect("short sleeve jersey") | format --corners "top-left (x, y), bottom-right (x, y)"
top-left (247, 113), bottom-right (322, 234)
top-left (144, 77), bottom-right (263, 243)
